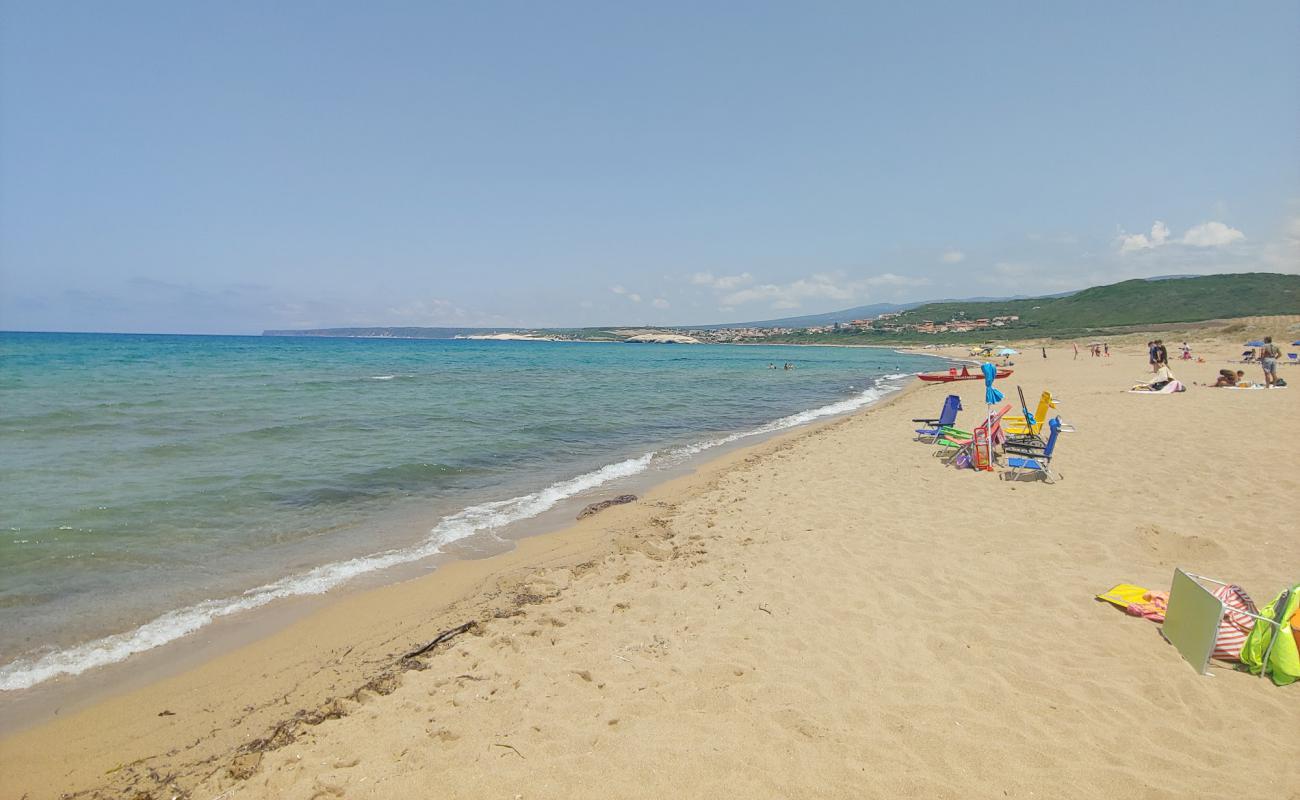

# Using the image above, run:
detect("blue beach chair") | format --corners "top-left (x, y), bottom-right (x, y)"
top-left (914, 395), bottom-right (962, 443)
top-left (1003, 417), bottom-right (1063, 482)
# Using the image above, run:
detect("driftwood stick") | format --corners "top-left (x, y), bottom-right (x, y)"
top-left (402, 621), bottom-right (476, 660)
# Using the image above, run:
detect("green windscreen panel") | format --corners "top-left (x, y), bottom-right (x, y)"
top-left (1162, 569), bottom-right (1223, 675)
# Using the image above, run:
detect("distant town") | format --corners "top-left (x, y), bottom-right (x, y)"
top-left (605, 312), bottom-right (1025, 344)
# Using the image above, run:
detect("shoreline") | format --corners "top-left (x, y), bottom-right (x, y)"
top-left (0, 374), bottom-right (930, 742)
top-left (4, 336), bottom-right (1296, 799)
top-left (0, 377), bottom-right (932, 798)
top-left (0, 338), bottom-right (941, 699)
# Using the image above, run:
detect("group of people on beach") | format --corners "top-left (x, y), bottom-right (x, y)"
top-left (1207, 336), bottom-right (1285, 388)
top-left (1074, 342), bottom-right (1109, 358)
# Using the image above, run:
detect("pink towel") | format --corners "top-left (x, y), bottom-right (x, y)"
top-left (1125, 591), bottom-right (1168, 622)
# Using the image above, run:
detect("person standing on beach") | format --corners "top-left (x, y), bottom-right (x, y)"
top-left (1104, 343), bottom-right (1110, 357)
top-left (1041, 346), bottom-right (1047, 359)
top-left (1260, 336), bottom-right (1281, 387)
top-left (1154, 340), bottom-right (1168, 369)
top-left (1073, 343), bottom-right (1079, 360)
top-left (1147, 341), bottom-right (1156, 371)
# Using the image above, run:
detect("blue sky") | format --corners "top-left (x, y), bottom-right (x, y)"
top-left (2, 1), bottom-right (1297, 333)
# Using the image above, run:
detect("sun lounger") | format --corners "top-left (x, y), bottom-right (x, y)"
top-left (1002, 417), bottom-right (1063, 482)
top-left (913, 395), bottom-right (962, 442)
top-left (1003, 388), bottom-right (1055, 439)
top-left (936, 405), bottom-right (1010, 464)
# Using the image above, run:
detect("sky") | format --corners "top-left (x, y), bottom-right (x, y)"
top-left (2, 2), bottom-right (1298, 334)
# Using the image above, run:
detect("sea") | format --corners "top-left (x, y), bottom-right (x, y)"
top-left (0, 332), bottom-right (941, 692)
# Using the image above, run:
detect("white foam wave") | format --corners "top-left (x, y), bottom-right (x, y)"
top-left (0, 453), bottom-right (654, 691)
top-left (0, 374), bottom-right (908, 691)
top-left (665, 377), bottom-right (901, 461)
top-left (370, 375), bottom-right (396, 380)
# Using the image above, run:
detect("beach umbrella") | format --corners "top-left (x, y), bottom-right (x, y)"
top-left (1245, 340), bottom-right (1265, 347)
top-left (981, 362), bottom-right (1004, 405)
top-left (979, 362), bottom-right (1003, 470)
top-left (997, 348), bottom-right (1019, 356)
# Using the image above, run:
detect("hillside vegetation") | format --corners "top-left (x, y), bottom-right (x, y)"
top-left (772, 273), bottom-right (1300, 343)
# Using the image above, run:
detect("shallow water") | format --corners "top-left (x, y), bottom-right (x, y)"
top-left (0, 332), bottom-right (939, 689)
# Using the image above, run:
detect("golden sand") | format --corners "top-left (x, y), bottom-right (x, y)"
top-left (2, 338), bottom-right (1298, 799)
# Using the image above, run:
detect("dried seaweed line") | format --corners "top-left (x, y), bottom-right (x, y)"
top-left (401, 621), bottom-right (477, 661)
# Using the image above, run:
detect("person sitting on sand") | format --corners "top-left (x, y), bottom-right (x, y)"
top-left (1149, 364), bottom-right (1176, 391)
top-left (1213, 369), bottom-right (1245, 387)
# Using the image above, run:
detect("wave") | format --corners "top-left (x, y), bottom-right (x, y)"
top-left (0, 374), bottom-right (907, 692)
top-left (0, 453), bottom-right (654, 691)
top-left (664, 375), bottom-right (900, 460)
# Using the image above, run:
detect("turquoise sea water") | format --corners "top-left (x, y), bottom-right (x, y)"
top-left (0, 332), bottom-right (939, 690)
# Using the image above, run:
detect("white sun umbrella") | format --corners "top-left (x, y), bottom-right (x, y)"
top-left (997, 348), bottom-right (1019, 356)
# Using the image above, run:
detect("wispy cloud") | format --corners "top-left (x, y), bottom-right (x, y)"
top-left (1181, 221), bottom-right (1245, 247)
top-left (610, 285), bottom-right (642, 302)
top-left (689, 271), bottom-right (753, 290)
top-left (720, 273), bottom-right (856, 309)
top-left (940, 249), bottom-right (965, 264)
top-left (715, 271), bottom-right (928, 311)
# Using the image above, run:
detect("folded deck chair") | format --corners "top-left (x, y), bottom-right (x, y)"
top-left (1162, 569), bottom-right (1285, 677)
top-left (914, 394), bottom-right (962, 443)
top-left (1003, 417), bottom-right (1063, 482)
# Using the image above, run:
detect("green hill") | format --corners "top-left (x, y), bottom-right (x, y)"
top-left (769, 273), bottom-right (1300, 343)
top-left (899, 273), bottom-right (1298, 332)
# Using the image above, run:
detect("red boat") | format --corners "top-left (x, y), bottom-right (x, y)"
top-left (917, 366), bottom-right (1013, 382)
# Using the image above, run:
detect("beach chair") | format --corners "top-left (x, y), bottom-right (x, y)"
top-left (936, 405), bottom-right (1011, 464)
top-left (914, 395), bottom-right (962, 443)
top-left (1162, 569), bottom-right (1287, 677)
top-left (1002, 417), bottom-right (1063, 482)
top-left (1003, 388), bottom-right (1055, 440)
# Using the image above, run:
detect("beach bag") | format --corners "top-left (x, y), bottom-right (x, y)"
top-left (1240, 585), bottom-right (1300, 686)
top-left (1210, 584), bottom-right (1257, 661)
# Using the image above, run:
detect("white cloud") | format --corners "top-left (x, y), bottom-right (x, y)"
top-left (610, 286), bottom-right (643, 303)
top-left (1118, 219), bottom-right (1244, 254)
top-left (1180, 221), bottom-right (1245, 247)
top-left (651, 298), bottom-right (669, 309)
top-left (1118, 221), bottom-right (1171, 254)
top-left (690, 271), bottom-right (752, 290)
top-left (940, 249), bottom-right (966, 264)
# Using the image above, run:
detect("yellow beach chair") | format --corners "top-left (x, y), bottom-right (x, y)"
top-left (1004, 390), bottom-right (1056, 437)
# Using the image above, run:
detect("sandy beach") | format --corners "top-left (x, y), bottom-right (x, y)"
top-left (3, 329), bottom-right (1298, 800)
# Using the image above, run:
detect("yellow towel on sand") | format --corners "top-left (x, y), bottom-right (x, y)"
top-left (1097, 584), bottom-right (1151, 609)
